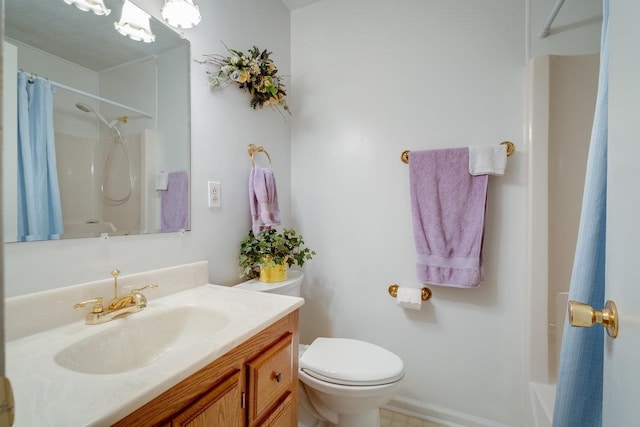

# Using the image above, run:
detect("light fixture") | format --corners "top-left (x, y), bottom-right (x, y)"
top-left (161, 0), bottom-right (202, 29)
top-left (63, 0), bottom-right (111, 16)
top-left (114, 0), bottom-right (156, 43)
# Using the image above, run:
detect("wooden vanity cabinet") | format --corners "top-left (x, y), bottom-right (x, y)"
top-left (112, 310), bottom-right (299, 427)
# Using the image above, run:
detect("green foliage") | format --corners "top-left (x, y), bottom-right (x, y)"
top-left (239, 228), bottom-right (316, 279)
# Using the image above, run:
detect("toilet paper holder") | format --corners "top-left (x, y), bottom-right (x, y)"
top-left (388, 284), bottom-right (432, 301)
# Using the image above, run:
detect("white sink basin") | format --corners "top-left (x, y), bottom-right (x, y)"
top-left (54, 306), bottom-right (231, 375)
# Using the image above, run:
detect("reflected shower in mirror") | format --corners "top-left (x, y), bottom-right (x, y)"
top-left (3, 0), bottom-right (191, 242)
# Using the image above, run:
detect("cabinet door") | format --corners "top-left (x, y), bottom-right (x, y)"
top-left (172, 370), bottom-right (243, 427)
top-left (247, 333), bottom-right (293, 423)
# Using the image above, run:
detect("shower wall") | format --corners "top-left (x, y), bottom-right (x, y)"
top-left (546, 53), bottom-right (599, 379)
top-left (526, 51), bottom-right (599, 427)
top-left (528, 53), bottom-right (599, 387)
top-left (100, 133), bottom-right (142, 235)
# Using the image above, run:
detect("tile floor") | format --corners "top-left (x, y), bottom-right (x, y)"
top-left (380, 409), bottom-right (448, 427)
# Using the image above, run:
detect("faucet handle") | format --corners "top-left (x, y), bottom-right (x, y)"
top-left (73, 297), bottom-right (104, 314)
top-left (111, 269), bottom-right (121, 299)
top-left (131, 284), bottom-right (158, 293)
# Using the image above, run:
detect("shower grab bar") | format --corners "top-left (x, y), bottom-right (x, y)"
top-left (539, 0), bottom-right (567, 39)
top-left (248, 144), bottom-right (273, 168)
top-left (42, 77), bottom-right (153, 118)
top-left (400, 141), bottom-right (515, 164)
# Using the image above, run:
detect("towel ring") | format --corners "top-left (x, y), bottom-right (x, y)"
top-left (401, 141), bottom-right (515, 164)
top-left (248, 144), bottom-right (272, 168)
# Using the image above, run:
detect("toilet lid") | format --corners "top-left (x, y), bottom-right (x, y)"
top-left (299, 338), bottom-right (404, 386)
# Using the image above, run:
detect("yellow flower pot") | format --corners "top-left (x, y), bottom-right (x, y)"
top-left (259, 263), bottom-right (288, 283)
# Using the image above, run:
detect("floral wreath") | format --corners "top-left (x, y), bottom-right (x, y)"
top-left (198, 45), bottom-right (290, 115)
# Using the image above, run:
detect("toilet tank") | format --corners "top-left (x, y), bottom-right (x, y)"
top-left (233, 270), bottom-right (304, 296)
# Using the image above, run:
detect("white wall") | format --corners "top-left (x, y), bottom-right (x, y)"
top-left (291, 1), bottom-right (527, 425)
top-left (4, 0), bottom-right (291, 297)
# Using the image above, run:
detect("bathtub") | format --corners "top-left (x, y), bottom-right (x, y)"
top-left (528, 290), bottom-right (567, 427)
top-left (530, 383), bottom-right (556, 427)
top-left (62, 220), bottom-right (117, 238)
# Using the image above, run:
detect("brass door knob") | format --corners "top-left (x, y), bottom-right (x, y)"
top-left (568, 300), bottom-right (618, 338)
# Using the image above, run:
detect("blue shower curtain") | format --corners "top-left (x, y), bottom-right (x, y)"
top-left (17, 71), bottom-right (64, 241)
top-left (552, 1), bottom-right (609, 426)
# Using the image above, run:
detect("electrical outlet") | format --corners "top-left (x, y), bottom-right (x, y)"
top-left (208, 181), bottom-right (221, 208)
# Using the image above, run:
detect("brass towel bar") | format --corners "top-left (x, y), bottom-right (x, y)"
top-left (401, 141), bottom-right (515, 164)
top-left (388, 284), bottom-right (432, 301)
top-left (248, 144), bottom-right (272, 167)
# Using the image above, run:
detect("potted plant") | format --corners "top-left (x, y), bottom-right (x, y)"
top-left (239, 228), bottom-right (316, 282)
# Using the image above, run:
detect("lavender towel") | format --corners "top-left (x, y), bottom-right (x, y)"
top-left (161, 171), bottom-right (189, 232)
top-left (249, 167), bottom-right (280, 235)
top-left (409, 148), bottom-right (488, 288)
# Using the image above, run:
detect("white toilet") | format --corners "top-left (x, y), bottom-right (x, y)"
top-left (234, 271), bottom-right (405, 427)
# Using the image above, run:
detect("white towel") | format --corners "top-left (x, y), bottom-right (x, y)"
top-left (468, 145), bottom-right (507, 176)
top-left (155, 172), bottom-right (169, 191)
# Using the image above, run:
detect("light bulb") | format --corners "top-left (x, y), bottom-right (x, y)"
top-left (161, 0), bottom-right (202, 29)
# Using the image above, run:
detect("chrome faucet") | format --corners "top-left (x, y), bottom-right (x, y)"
top-left (73, 269), bottom-right (158, 325)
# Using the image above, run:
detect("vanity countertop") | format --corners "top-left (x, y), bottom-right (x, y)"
top-left (6, 282), bottom-right (303, 426)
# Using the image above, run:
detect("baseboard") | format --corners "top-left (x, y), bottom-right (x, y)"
top-left (384, 396), bottom-right (510, 427)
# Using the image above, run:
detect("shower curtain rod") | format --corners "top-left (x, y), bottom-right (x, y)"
top-left (539, 0), bottom-right (567, 38)
top-left (48, 79), bottom-right (154, 119)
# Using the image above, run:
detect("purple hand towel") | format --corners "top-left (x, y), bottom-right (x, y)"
top-left (409, 148), bottom-right (488, 287)
top-left (161, 171), bottom-right (189, 232)
top-left (249, 167), bottom-right (280, 234)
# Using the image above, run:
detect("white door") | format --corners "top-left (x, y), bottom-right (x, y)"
top-left (603, 0), bottom-right (640, 425)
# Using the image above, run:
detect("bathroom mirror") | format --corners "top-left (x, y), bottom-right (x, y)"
top-left (3, 0), bottom-right (191, 242)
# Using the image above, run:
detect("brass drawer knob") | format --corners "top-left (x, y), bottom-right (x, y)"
top-left (568, 300), bottom-right (618, 338)
top-left (274, 372), bottom-right (282, 383)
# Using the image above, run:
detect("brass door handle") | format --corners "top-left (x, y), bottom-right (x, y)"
top-left (568, 300), bottom-right (618, 338)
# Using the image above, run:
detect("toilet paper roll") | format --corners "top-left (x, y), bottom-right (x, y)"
top-left (396, 287), bottom-right (422, 310)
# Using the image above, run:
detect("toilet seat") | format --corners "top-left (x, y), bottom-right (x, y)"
top-left (300, 338), bottom-right (404, 386)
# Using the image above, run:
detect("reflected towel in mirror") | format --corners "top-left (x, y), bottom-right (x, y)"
top-left (155, 172), bottom-right (169, 191)
top-left (161, 171), bottom-right (188, 232)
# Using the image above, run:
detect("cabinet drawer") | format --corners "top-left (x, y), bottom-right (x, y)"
top-left (256, 392), bottom-right (293, 427)
top-left (247, 333), bottom-right (293, 421)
